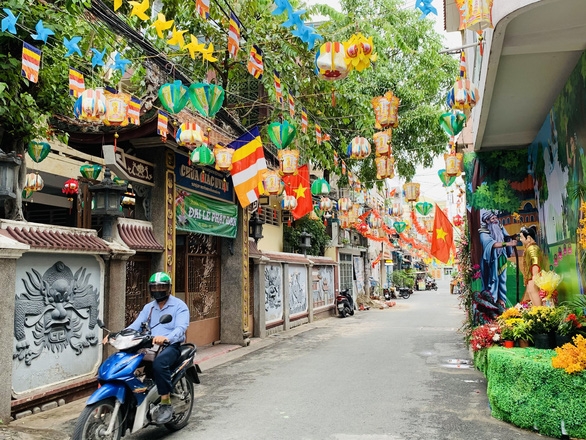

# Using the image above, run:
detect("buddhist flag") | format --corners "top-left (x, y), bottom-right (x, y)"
top-left (228, 127), bottom-right (267, 208)
top-left (196, 0), bottom-right (210, 19)
top-left (274, 70), bottom-right (283, 103)
top-left (288, 91), bottom-right (295, 117)
top-left (459, 50), bottom-right (467, 78)
top-left (227, 12), bottom-right (240, 58)
top-left (282, 164), bottom-right (312, 220)
top-left (247, 45), bottom-right (264, 79)
top-left (128, 96), bottom-right (141, 125)
top-left (301, 107), bottom-right (308, 133)
top-left (315, 124), bottom-right (322, 144)
top-left (333, 151), bottom-right (339, 167)
top-left (22, 42), bottom-right (41, 83)
top-left (430, 204), bottom-right (454, 264)
top-left (68, 68), bottom-right (85, 97)
top-left (157, 110), bottom-right (169, 140)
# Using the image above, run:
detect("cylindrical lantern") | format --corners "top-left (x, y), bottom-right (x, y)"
top-left (103, 94), bottom-right (129, 126)
top-left (315, 41), bottom-right (350, 81)
top-left (189, 146), bottom-right (215, 166)
top-left (375, 156), bottom-right (395, 179)
top-left (347, 137), bottom-right (371, 159)
top-left (176, 122), bottom-right (205, 148)
top-left (319, 197), bottom-right (333, 212)
top-left (373, 130), bottom-right (392, 157)
top-left (281, 194), bottom-right (298, 211)
top-left (310, 178), bottom-right (330, 196)
top-left (371, 91), bottom-right (400, 129)
top-left (263, 170), bottom-right (283, 195)
top-left (444, 153), bottom-right (463, 177)
top-left (338, 197), bottom-right (352, 213)
top-left (214, 145), bottom-right (234, 171)
top-left (278, 149), bottom-right (299, 175)
top-left (403, 182), bottom-right (420, 202)
top-left (423, 217), bottom-right (434, 233)
top-left (25, 172), bottom-right (44, 192)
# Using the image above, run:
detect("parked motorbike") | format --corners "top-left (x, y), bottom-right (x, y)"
top-left (336, 289), bottom-right (355, 318)
top-left (72, 315), bottom-right (201, 440)
top-left (426, 279), bottom-right (438, 291)
top-left (384, 287), bottom-right (411, 300)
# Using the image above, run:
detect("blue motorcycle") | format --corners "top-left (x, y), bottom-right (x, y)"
top-left (72, 315), bottom-right (201, 439)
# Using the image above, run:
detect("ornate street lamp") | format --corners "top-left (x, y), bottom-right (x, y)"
top-left (299, 230), bottom-right (312, 257)
top-left (0, 148), bottom-right (21, 202)
top-left (249, 211), bottom-right (264, 244)
top-left (89, 167), bottom-right (127, 241)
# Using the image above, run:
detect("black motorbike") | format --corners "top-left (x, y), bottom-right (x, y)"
top-left (383, 287), bottom-right (411, 300)
top-left (426, 279), bottom-right (438, 291)
top-left (336, 289), bottom-right (355, 318)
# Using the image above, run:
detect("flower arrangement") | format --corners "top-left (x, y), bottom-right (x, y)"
top-left (556, 306), bottom-right (585, 336)
top-left (533, 270), bottom-right (562, 306)
top-left (551, 334), bottom-right (586, 374)
top-left (524, 306), bottom-right (559, 334)
top-left (500, 306), bottom-right (522, 321)
top-left (470, 323), bottom-right (500, 352)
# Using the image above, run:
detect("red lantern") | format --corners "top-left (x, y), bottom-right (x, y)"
top-left (453, 214), bottom-right (463, 227)
top-left (62, 178), bottom-right (79, 198)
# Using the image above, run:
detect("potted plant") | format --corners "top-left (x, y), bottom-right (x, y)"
top-left (500, 324), bottom-right (515, 348)
top-left (524, 306), bottom-right (559, 349)
top-left (510, 319), bottom-right (533, 347)
top-left (554, 305), bottom-right (585, 347)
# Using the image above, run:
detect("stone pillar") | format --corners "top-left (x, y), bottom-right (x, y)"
top-left (283, 263), bottom-right (290, 331)
top-left (253, 257), bottom-right (269, 339)
top-left (0, 239), bottom-right (28, 423)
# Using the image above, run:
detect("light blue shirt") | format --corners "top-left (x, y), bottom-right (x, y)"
top-left (127, 295), bottom-right (189, 345)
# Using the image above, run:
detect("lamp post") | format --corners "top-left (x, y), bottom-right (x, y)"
top-left (249, 211), bottom-right (264, 244)
top-left (299, 229), bottom-right (312, 257)
top-left (0, 148), bottom-right (21, 202)
top-left (89, 167), bottom-right (127, 241)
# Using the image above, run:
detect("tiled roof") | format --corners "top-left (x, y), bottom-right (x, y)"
top-left (5, 225), bottom-right (109, 253)
top-left (117, 222), bottom-right (163, 252)
top-left (262, 251), bottom-right (310, 264)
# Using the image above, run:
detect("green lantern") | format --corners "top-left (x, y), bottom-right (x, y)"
top-left (80, 164), bottom-right (103, 180)
top-left (189, 146), bottom-right (215, 166)
top-left (267, 120), bottom-right (297, 150)
top-left (393, 221), bottom-right (407, 234)
top-left (439, 111), bottom-right (466, 136)
top-left (415, 201), bottom-right (433, 216)
top-left (158, 80), bottom-right (189, 114)
top-left (27, 141), bottom-right (51, 163)
top-left (438, 169), bottom-right (456, 187)
top-left (310, 177), bottom-right (330, 196)
top-left (188, 83), bottom-right (225, 117)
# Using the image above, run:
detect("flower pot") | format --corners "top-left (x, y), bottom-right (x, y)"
top-left (518, 339), bottom-right (530, 348)
top-left (554, 333), bottom-right (573, 348)
top-left (504, 340), bottom-right (514, 348)
top-left (534, 333), bottom-right (554, 349)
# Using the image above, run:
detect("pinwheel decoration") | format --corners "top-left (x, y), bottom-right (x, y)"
top-left (158, 80), bottom-right (189, 114)
top-left (415, 0), bottom-right (438, 18)
top-left (80, 164), bottom-right (103, 180)
top-left (437, 169), bottom-right (456, 187)
top-left (267, 121), bottom-right (297, 149)
top-left (310, 178), bottom-right (330, 196)
top-left (439, 111), bottom-right (467, 136)
top-left (189, 83), bottom-right (225, 117)
top-left (27, 141), bottom-right (51, 163)
top-left (415, 201), bottom-right (433, 216)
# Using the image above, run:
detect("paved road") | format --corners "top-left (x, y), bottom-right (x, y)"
top-left (126, 283), bottom-right (550, 440)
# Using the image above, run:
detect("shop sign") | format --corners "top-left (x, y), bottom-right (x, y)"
top-left (176, 190), bottom-right (238, 238)
top-left (175, 152), bottom-right (234, 203)
top-left (103, 144), bottom-right (154, 186)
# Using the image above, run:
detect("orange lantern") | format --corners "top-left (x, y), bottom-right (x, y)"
top-left (455, 0), bottom-right (494, 31)
top-left (278, 149), bottom-right (299, 175)
top-left (263, 170), bottom-right (283, 195)
top-left (347, 136), bottom-right (371, 159)
top-left (338, 197), bottom-right (352, 213)
top-left (176, 122), bottom-right (204, 148)
top-left (403, 182), bottom-right (420, 202)
top-left (103, 94), bottom-right (129, 127)
top-left (281, 194), bottom-right (298, 211)
top-left (375, 156), bottom-right (395, 179)
top-left (372, 91), bottom-right (400, 130)
top-left (444, 152), bottom-right (463, 177)
top-left (315, 42), bottom-right (349, 81)
top-left (373, 130), bottom-right (392, 156)
top-left (214, 145), bottom-right (234, 171)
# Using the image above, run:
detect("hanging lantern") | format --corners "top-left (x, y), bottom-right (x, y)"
top-left (188, 83), bottom-right (225, 117)
top-left (338, 197), bottom-right (352, 213)
top-left (22, 188), bottom-right (34, 200)
top-left (176, 122), bottom-right (205, 148)
top-left (423, 217), bottom-right (434, 233)
top-left (403, 182), bottom-right (420, 202)
top-left (189, 146), bottom-right (215, 166)
top-left (281, 194), bottom-right (298, 211)
top-left (453, 214), bottom-right (464, 227)
top-left (392, 202), bottom-right (403, 217)
top-left (444, 153), bottom-right (463, 177)
top-left (310, 178), bottom-right (330, 196)
top-left (121, 185), bottom-right (136, 208)
top-left (438, 111), bottom-right (467, 136)
top-left (267, 121), bottom-right (297, 150)
top-left (415, 201), bottom-right (433, 216)
top-left (344, 33), bottom-right (376, 72)
top-left (103, 93), bottom-right (130, 127)
top-left (315, 41), bottom-right (349, 81)
top-left (214, 145), bottom-right (234, 171)
top-left (278, 149), bottom-right (299, 175)
top-left (373, 130), bottom-right (392, 157)
top-left (263, 170), bottom-right (283, 195)
top-left (393, 221), bottom-right (407, 234)
top-left (80, 164), bottom-right (103, 180)
top-left (375, 156), bottom-right (395, 179)
top-left (438, 169), bottom-right (457, 187)
top-left (347, 136), bottom-right (371, 159)
top-left (24, 172), bottom-right (44, 192)
top-left (27, 141), bottom-right (51, 163)
top-left (74, 88), bottom-right (107, 122)
top-left (455, 0), bottom-right (494, 31)
top-left (372, 91), bottom-right (400, 130)
top-left (62, 178), bottom-right (79, 200)
top-left (158, 80), bottom-right (189, 114)
top-left (447, 79), bottom-right (480, 117)
top-left (319, 197), bottom-right (333, 212)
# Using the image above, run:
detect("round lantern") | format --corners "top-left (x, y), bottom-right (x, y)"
top-left (338, 197), bottom-right (352, 213)
top-left (103, 94), bottom-right (130, 127)
top-left (188, 83), bottom-right (225, 117)
top-left (347, 137), bottom-right (371, 159)
top-left (281, 194), bottom-right (298, 211)
top-left (315, 41), bottom-right (349, 81)
top-left (278, 149), bottom-right (299, 175)
top-left (263, 170), bottom-right (283, 195)
top-left (319, 197), bottom-right (333, 212)
top-left (371, 91), bottom-right (400, 130)
top-left (62, 178), bottom-right (79, 200)
top-left (403, 182), bottom-right (420, 202)
top-left (447, 79), bottom-right (480, 117)
top-left (27, 141), bottom-right (51, 163)
top-left (74, 88), bottom-right (107, 122)
top-left (80, 164), bottom-right (103, 180)
top-left (310, 178), bottom-right (330, 196)
top-left (25, 172), bottom-right (44, 192)
top-left (444, 152), bottom-right (463, 177)
top-left (189, 146), bottom-right (215, 166)
top-left (214, 145), bottom-right (234, 171)
top-left (176, 122), bottom-right (205, 148)
top-left (373, 130), bottom-right (392, 157)
top-left (453, 214), bottom-right (463, 227)
top-left (267, 120), bottom-right (297, 150)
top-left (158, 80), bottom-right (189, 114)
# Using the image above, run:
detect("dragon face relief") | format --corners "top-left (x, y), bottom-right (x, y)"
top-left (14, 261), bottom-right (100, 366)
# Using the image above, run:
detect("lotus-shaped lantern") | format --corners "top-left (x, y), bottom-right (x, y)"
top-left (158, 80), bottom-right (189, 114)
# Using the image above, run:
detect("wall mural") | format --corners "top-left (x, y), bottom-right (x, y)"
top-left (264, 264), bottom-right (283, 324)
top-left (12, 254), bottom-right (103, 395)
top-left (288, 264), bottom-right (308, 316)
top-left (313, 265), bottom-right (334, 309)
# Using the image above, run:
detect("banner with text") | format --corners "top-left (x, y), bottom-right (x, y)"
top-left (176, 190), bottom-right (238, 238)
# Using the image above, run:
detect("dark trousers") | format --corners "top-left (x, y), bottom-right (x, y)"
top-left (152, 342), bottom-right (181, 396)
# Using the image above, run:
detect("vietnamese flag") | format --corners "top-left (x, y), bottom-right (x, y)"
top-left (430, 204), bottom-right (454, 264)
top-left (282, 164), bottom-right (313, 220)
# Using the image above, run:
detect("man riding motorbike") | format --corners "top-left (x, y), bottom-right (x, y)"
top-left (125, 272), bottom-right (190, 424)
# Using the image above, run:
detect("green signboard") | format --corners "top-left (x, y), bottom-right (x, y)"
top-left (176, 191), bottom-right (238, 238)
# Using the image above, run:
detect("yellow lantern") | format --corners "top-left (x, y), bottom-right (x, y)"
top-left (103, 93), bottom-right (129, 127)
top-left (373, 130), bottom-right (392, 156)
top-left (455, 0), bottom-right (494, 31)
top-left (444, 153), bottom-right (463, 177)
top-left (423, 217), bottom-right (434, 233)
top-left (176, 122), bottom-right (204, 148)
top-left (278, 149), bottom-right (299, 176)
top-left (338, 197), bottom-right (352, 213)
top-left (214, 145), bottom-right (234, 171)
top-left (315, 41), bottom-right (349, 81)
top-left (263, 170), bottom-right (283, 195)
top-left (281, 194), bottom-right (298, 211)
top-left (403, 182), bottom-right (420, 202)
top-left (372, 91), bottom-right (400, 130)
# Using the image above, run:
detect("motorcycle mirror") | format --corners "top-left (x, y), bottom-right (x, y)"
top-left (97, 319), bottom-right (105, 328)
top-left (159, 314), bottom-right (172, 324)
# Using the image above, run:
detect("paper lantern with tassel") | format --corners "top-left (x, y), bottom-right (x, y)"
top-left (263, 170), bottom-right (283, 195)
top-left (319, 197), bottom-right (333, 212)
top-left (375, 156), bottom-right (395, 179)
top-left (158, 80), bottom-right (189, 114)
top-left (455, 0), bottom-right (494, 31)
top-left (338, 197), bottom-right (352, 213)
top-left (372, 91), bottom-right (400, 130)
top-left (438, 111), bottom-right (466, 136)
top-left (267, 121), bottom-right (297, 150)
top-left (444, 153), bottom-right (463, 177)
top-left (403, 182), bottom-right (420, 202)
top-left (74, 88), bottom-right (107, 122)
top-left (453, 214), bottom-right (463, 227)
top-left (310, 178), bottom-right (330, 196)
top-left (281, 194), bottom-right (298, 211)
top-left (278, 149), bottom-right (299, 175)
top-left (62, 178), bottom-right (79, 200)
top-left (438, 169), bottom-right (457, 187)
top-left (24, 172), bottom-right (44, 192)
top-left (28, 141), bottom-right (51, 163)
top-left (373, 130), bottom-right (392, 156)
top-left (176, 122), bottom-right (205, 148)
top-left (190, 146), bottom-right (215, 166)
top-left (344, 33), bottom-right (376, 72)
top-left (393, 221), bottom-right (407, 234)
top-left (347, 136), bottom-right (371, 159)
top-left (214, 145), bottom-right (234, 171)
top-left (315, 41), bottom-right (349, 81)
top-left (188, 83), bottom-right (225, 117)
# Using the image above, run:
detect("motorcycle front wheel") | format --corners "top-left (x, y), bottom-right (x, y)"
top-left (71, 398), bottom-right (122, 440)
top-left (165, 376), bottom-right (194, 432)
top-left (400, 292), bottom-right (411, 299)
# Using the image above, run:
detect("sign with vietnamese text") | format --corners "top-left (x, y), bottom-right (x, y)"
top-left (176, 190), bottom-right (238, 238)
top-left (174, 152), bottom-right (234, 203)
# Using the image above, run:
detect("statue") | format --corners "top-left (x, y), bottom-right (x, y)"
top-left (519, 225), bottom-right (544, 306)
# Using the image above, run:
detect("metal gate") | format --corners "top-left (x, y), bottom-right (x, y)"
top-left (339, 253), bottom-right (353, 295)
top-left (125, 255), bottom-right (151, 326)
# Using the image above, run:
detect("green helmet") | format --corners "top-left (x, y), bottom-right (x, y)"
top-left (149, 272), bottom-right (172, 302)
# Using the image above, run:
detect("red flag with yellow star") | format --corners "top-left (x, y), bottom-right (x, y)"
top-left (282, 164), bottom-right (312, 220)
top-left (430, 204), bottom-right (454, 264)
